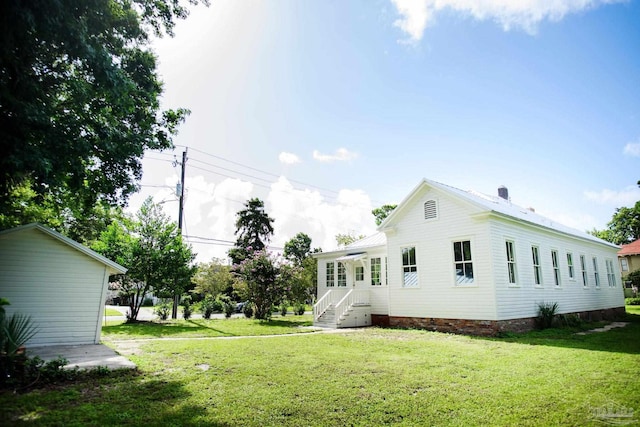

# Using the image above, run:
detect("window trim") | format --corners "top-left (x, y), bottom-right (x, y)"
top-left (326, 262), bottom-right (335, 287)
top-left (401, 246), bottom-right (418, 288)
top-left (551, 249), bottom-right (561, 287)
top-left (532, 245), bottom-right (542, 287)
top-left (605, 259), bottom-right (616, 287)
top-left (580, 254), bottom-right (588, 287)
top-left (620, 258), bottom-right (629, 272)
top-left (566, 252), bottom-right (575, 281)
top-left (370, 257), bottom-right (381, 286)
top-left (355, 265), bottom-right (364, 282)
top-left (592, 257), bottom-right (600, 288)
top-left (453, 240), bottom-right (475, 286)
top-left (505, 240), bottom-right (517, 286)
top-left (337, 262), bottom-right (347, 287)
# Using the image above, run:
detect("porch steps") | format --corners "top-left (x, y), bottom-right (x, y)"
top-left (315, 303), bottom-right (371, 328)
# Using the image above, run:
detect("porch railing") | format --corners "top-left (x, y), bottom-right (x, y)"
top-left (313, 290), bottom-right (333, 321)
top-left (334, 289), bottom-right (370, 322)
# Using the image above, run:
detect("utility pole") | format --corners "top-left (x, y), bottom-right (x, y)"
top-left (172, 149), bottom-right (187, 319)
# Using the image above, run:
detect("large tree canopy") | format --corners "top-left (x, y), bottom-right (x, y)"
top-left (591, 201), bottom-right (640, 245)
top-left (0, 0), bottom-right (205, 220)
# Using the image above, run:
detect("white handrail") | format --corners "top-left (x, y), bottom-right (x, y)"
top-left (334, 290), bottom-right (370, 322)
top-left (313, 290), bottom-right (333, 320)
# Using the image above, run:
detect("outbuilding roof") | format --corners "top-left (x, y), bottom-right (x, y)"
top-left (0, 223), bottom-right (127, 274)
top-left (618, 239), bottom-right (640, 256)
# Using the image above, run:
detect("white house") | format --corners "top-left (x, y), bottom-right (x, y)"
top-left (0, 223), bottom-right (126, 346)
top-left (313, 179), bottom-right (625, 335)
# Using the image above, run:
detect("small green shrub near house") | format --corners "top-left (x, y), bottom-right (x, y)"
top-left (536, 301), bottom-right (558, 329)
top-left (625, 297), bottom-right (640, 305)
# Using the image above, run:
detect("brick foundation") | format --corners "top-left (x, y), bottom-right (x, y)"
top-left (371, 306), bottom-right (626, 336)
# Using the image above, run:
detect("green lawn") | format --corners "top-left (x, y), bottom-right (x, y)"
top-left (104, 308), bottom-right (123, 317)
top-left (2, 310), bottom-right (639, 426)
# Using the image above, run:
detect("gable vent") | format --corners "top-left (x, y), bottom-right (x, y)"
top-left (424, 199), bottom-right (437, 220)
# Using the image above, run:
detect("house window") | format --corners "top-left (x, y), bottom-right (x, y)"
top-left (424, 200), bottom-right (437, 220)
top-left (580, 255), bottom-right (588, 286)
top-left (567, 252), bottom-right (575, 280)
top-left (551, 250), bottom-right (561, 287)
top-left (326, 262), bottom-right (334, 287)
top-left (355, 266), bottom-right (364, 281)
top-left (385, 257), bottom-right (388, 285)
top-left (402, 247), bottom-right (418, 287)
top-left (606, 259), bottom-right (615, 287)
top-left (453, 240), bottom-right (474, 285)
top-left (337, 262), bottom-right (346, 287)
top-left (371, 257), bottom-right (381, 286)
top-left (621, 258), bottom-right (629, 272)
top-left (592, 257), bottom-right (600, 287)
top-left (532, 246), bottom-right (542, 286)
top-left (505, 241), bottom-right (517, 285)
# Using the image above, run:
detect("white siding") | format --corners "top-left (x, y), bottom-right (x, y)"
top-left (489, 219), bottom-right (625, 320)
top-left (0, 228), bottom-right (109, 346)
top-left (386, 186), bottom-right (498, 320)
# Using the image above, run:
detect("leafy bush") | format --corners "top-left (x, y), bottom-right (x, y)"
top-left (154, 301), bottom-right (172, 320)
top-left (0, 298), bottom-right (38, 357)
top-left (1, 355), bottom-right (77, 390)
top-left (294, 303), bottom-right (306, 316)
top-left (559, 313), bottom-right (582, 328)
top-left (625, 297), bottom-right (640, 306)
top-left (280, 302), bottom-right (288, 317)
top-left (217, 295), bottom-right (234, 318)
top-left (243, 302), bottom-right (253, 318)
top-left (200, 294), bottom-right (216, 319)
top-left (626, 270), bottom-right (640, 288)
top-left (182, 296), bottom-right (192, 320)
top-left (536, 302), bottom-right (558, 329)
top-left (141, 296), bottom-right (154, 307)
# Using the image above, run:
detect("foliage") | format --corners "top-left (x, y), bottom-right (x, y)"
top-left (1, 354), bottom-right (77, 391)
top-left (242, 303), bottom-right (254, 318)
top-left (335, 233), bottom-right (365, 247)
top-left (228, 198), bottom-right (274, 265)
top-left (536, 302), bottom-right (559, 329)
top-left (200, 295), bottom-right (216, 319)
top-left (589, 200), bottom-right (640, 244)
top-left (219, 296), bottom-right (235, 319)
top-left (154, 301), bottom-right (172, 321)
top-left (234, 250), bottom-right (300, 320)
top-left (181, 296), bottom-right (192, 320)
top-left (192, 258), bottom-right (235, 297)
top-left (372, 204), bottom-right (397, 226)
top-left (625, 297), bottom-right (640, 305)
top-left (142, 297), bottom-right (155, 307)
top-left (92, 198), bottom-right (196, 321)
top-left (294, 303), bottom-right (306, 315)
top-left (625, 270), bottom-right (640, 288)
top-left (279, 302), bottom-right (288, 317)
top-left (0, 299), bottom-right (38, 358)
top-left (283, 233), bottom-right (312, 265)
top-left (0, 0), bottom-right (207, 227)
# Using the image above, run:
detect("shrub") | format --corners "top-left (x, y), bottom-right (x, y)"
top-left (217, 295), bottom-right (234, 318)
top-left (182, 296), bottom-right (192, 320)
top-left (141, 296), bottom-right (154, 307)
top-left (154, 301), bottom-right (172, 320)
top-left (280, 302), bottom-right (288, 317)
top-left (536, 302), bottom-right (558, 329)
top-left (625, 297), bottom-right (640, 306)
top-left (201, 294), bottom-right (216, 319)
top-left (1, 355), bottom-right (77, 391)
top-left (243, 302), bottom-right (253, 318)
top-left (559, 313), bottom-right (582, 328)
top-left (294, 303), bottom-right (306, 316)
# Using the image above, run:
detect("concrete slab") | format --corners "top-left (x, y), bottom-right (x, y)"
top-left (27, 344), bottom-right (136, 370)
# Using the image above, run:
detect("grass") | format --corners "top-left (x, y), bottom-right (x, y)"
top-left (104, 308), bottom-right (123, 317)
top-left (101, 314), bottom-right (315, 340)
top-left (2, 309), bottom-right (639, 426)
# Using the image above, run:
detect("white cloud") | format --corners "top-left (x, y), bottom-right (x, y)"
top-left (584, 186), bottom-right (640, 205)
top-left (278, 151), bottom-right (302, 165)
top-left (390, 0), bottom-right (623, 43)
top-left (312, 148), bottom-right (358, 163)
top-left (623, 142), bottom-right (640, 157)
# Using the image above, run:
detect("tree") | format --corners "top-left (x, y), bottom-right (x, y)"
top-left (0, 0), bottom-right (205, 223)
top-left (335, 233), bottom-right (365, 248)
top-left (193, 258), bottom-right (235, 298)
top-left (234, 250), bottom-right (299, 320)
top-left (372, 204), bottom-right (397, 226)
top-left (92, 198), bottom-right (196, 321)
top-left (590, 201), bottom-right (640, 245)
top-left (229, 198), bottom-right (274, 265)
top-left (284, 232), bottom-right (312, 266)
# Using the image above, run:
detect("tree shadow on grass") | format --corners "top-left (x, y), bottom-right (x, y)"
top-left (102, 319), bottom-right (236, 338)
top-left (255, 318), bottom-right (314, 328)
top-left (1, 371), bottom-right (231, 426)
top-left (471, 313), bottom-right (640, 355)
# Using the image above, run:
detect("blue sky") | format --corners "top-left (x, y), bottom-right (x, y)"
top-left (131, 0), bottom-right (640, 262)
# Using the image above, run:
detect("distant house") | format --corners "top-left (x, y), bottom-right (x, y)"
top-left (618, 238), bottom-right (640, 297)
top-left (314, 179), bottom-right (625, 335)
top-left (0, 223), bottom-right (126, 346)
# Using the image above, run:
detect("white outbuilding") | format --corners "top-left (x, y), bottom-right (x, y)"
top-left (0, 223), bottom-right (126, 346)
